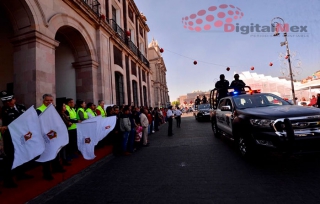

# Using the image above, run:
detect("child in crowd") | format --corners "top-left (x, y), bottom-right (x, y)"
top-left (135, 123), bottom-right (143, 151)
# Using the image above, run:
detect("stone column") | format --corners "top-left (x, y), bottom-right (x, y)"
top-left (73, 60), bottom-right (99, 103)
top-left (11, 31), bottom-right (59, 107)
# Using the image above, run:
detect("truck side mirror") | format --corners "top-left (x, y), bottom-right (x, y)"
top-left (221, 106), bottom-right (231, 111)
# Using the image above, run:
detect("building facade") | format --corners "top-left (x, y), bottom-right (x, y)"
top-left (0, 0), bottom-right (162, 107)
top-left (148, 39), bottom-right (169, 108)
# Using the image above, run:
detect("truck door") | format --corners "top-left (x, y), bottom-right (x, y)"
top-left (216, 99), bottom-right (226, 130)
top-left (223, 99), bottom-right (234, 135)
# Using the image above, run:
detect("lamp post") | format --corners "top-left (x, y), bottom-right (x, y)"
top-left (271, 17), bottom-right (296, 105)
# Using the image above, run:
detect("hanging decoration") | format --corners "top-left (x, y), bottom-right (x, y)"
top-left (269, 62), bottom-right (273, 66)
top-left (193, 60), bottom-right (197, 65)
top-left (251, 66), bottom-right (255, 70)
top-left (160, 48), bottom-right (164, 53)
top-left (126, 30), bottom-right (131, 37)
top-left (226, 67), bottom-right (230, 71)
top-left (285, 55), bottom-right (289, 59)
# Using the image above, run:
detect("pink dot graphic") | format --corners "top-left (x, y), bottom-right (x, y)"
top-left (185, 16), bottom-right (189, 20)
top-left (226, 18), bottom-right (232, 23)
top-left (229, 5), bottom-right (235, 8)
top-left (206, 15), bottom-right (214, 22)
top-left (188, 21), bottom-right (194, 26)
top-left (234, 16), bottom-right (238, 19)
top-left (196, 19), bottom-right (203, 24)
top-left (228, 10), bottom-right (234, 15)
top-left (204, 24), bottom-right (211, 30)
top-left (190, 14), bottom-right (197, 19)
top-left (235, 10), bottom-right (240, 15)
top-left (195, 27), bottom-right (202, 32)
top-left (208, 6), bottom-right (217, 11)
top-left (198, 10), bottom-right (206, 16)
top-left (188, 26), bottom-right (194, 31)
top-left (184, 25), bottom-right (187, 28)
top-left (214, 20), bottom-right (223, 27)
top-left (218, 12), bottom-right (226, 18)
top-left (219, 4), bottom-right (228, 9)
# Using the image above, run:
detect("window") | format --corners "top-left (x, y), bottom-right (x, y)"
top-left (132, 80), bottom-right (138, 106)
top-left (218, 99), bottom-right (226, 110)
top-left (139, 25), bottom-right (143, 36)
top-left (143, 86), bottom-right (147, 106)
top-left (128, 7), bottom-right (134, 22)
top-left (112, 6), bottom-right (116, 21)
top-left (113, 45), bottom-right (122, 67)
top-left (131, 61), bottom-right (136, 76)
top-left (142, 70), bottom-right (146, 82)
top-left (115, 72), bottom-right (124, 105)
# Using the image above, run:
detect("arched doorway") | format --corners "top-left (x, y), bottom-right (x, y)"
top-left (55, 31), bottom-right (77, 101)
top-left (55, 26), bottom-right (95, 103)
top-left (0, 6), bottom-right (14, 93)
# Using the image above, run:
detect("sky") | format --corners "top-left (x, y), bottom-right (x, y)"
top-left (135, 0), bottom-right (320, 101)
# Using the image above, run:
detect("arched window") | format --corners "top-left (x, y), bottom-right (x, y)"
top-left (143, 86), bottom-right (147, 107)
top-left (115, 72), bottom-right (124, 105)
top-left (132, 80), bottom-right (138, 106)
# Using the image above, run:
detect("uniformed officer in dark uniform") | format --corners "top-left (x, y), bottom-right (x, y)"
top-left (0, 91), bottom-right (34, 188)
top-left (215, 74), bottom-right (230, 101)
top-left (230, 74), bottom-right (246, 93)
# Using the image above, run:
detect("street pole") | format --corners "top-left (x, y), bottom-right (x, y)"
top-left (271, 17), bottom-right (296, 105)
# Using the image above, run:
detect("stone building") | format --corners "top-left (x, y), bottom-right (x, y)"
top-left (148, 39), bottom-right (169, 108)
top-left (178, 90), bottom-right (210, 107)
top-left (0, 0), bottom-right (162, 107)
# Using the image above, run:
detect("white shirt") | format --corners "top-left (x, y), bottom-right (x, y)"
top-left (174, 110), bottom-right (182, 116)
top-left (167, 109), bottom-right (174, 117)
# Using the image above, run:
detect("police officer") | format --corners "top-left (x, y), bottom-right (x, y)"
top-left (202, 95), bottom-right (208, 104)
top-left (0, 91), bottom-right (34, 188)
top-left (230, 74), bottom-right (246, 93)
top-left (36, 94), bottom-right (66, 180)
top-left (215, 74), bottom-right (230, 101)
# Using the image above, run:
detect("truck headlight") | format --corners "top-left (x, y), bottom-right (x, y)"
top-left (250, 119), bottom-right (274, 128)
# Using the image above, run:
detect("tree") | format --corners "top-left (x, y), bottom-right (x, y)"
top-left (171, 101), bottom-right (180, 107)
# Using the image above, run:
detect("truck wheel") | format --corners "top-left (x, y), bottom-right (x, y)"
top-left (212, 121), bottom-right (220, 137)
top-left (238, 136), bottom-right (254, 158)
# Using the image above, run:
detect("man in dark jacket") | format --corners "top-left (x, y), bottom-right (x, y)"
top-left (215, 74), bottom-right (230, 101)
top-left (0, 91), bottom-right (34, 188)
top-left (230, 74), bottom-right (246, 93)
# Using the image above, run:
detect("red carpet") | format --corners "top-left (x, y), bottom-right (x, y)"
top-left (0, 145), bottom-right (113, 204)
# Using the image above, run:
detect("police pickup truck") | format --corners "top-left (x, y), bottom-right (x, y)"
top-left (209, 86), bottom-right (320, 157)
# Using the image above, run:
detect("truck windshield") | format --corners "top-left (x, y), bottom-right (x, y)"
top-left (198, 104), bottom-right (210, 109)
top-left (233, 94), bottom-right (291, 109)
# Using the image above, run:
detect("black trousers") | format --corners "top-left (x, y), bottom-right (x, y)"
top-left (67, 129), bottom-right (78, 155)
top-left (3, 132), bottom-right (26, 184)
top-left (176, 116), bottom-right (181, 127)
top-left (168, 117), bottom-right (173, 136)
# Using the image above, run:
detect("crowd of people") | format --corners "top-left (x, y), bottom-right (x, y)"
top-left (0, 90), bottom-right (183, 192)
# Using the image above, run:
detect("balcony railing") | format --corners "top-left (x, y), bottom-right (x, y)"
top-left (108, 19), bottom-right (150, 67)
top-left (82, 0), bottom-right (100, 16)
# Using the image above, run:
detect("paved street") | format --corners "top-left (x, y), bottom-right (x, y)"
top-left (30, 114), bottom-right (320, 204)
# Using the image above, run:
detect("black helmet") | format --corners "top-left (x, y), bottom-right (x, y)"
top-left (0, 90), bottom-right (14, 102)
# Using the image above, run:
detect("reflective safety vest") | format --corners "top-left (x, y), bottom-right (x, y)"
top-left (96, 105), bottom-right (106, 117)
top-left (86, 108), bottom-right (96, 117)
top-left (37, 104), bottom-right (47, 113)
top-left (77, 108), bottom-right (88, 120)
top-left (66, 105), bottom-right (77, 130)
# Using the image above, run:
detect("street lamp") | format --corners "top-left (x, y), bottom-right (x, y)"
top-left (271, 17), bottom-right (296, 105)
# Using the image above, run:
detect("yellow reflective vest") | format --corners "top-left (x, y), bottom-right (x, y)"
top-left (66, 105), bottom-right (77, 130)
top-left (96, 105), bottom-right (106, 117)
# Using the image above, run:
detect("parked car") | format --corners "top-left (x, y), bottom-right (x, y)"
top-left (210, 87), bottom-right (320, 157)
